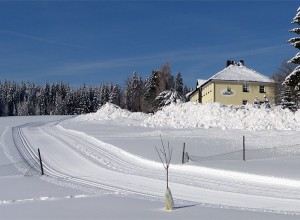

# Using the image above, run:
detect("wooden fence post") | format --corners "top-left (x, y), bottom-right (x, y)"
top-left (38, 148), bottom-right (44, 175)
top-left (243, 136), bottom-right (246, 161)
top-left (182, 143), bottom-right (186, 164)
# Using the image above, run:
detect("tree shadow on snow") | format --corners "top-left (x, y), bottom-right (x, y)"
top-left (174, 204), bottom-right (197, 210)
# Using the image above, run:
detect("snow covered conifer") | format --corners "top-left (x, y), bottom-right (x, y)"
top-left (281, 86), bottom-right (296, 110)
top-left (108, 84), bottom-right (121, 106)
top-left (143, 71), bottom-right (158, 112)
top-left (155, 90), bottom-right (185, 109)
top-left (124, 72), bottom-right (142, 112)
top-left (174, 72), bottom-right (184, 96)
top-left (99, 84), bottom-right (109, 107)
top-left (283, 6), bottom-right (300, 106)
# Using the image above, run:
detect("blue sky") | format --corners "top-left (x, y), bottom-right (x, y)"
top-left (0, 0), bottom-right (298, 88)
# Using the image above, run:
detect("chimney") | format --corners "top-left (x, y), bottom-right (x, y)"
top-left (226, 60), bottom-right (234, 67)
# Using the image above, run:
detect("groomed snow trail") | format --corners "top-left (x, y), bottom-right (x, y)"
top-left (14, 120), bottom-right (300, 215)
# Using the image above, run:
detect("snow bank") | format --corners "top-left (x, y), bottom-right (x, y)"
top-left (74, 103), bottom-right (148, 121)
top-left (142, 102), bottom-right (300, 131)
top-left (74, 102), bottom-right (300, 131)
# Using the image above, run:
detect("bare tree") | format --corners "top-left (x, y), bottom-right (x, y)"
top-left (155, 136), bottom-right (174, 210)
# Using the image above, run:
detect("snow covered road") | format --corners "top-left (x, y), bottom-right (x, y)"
top-left (14, 119), bottom-right (300, 215)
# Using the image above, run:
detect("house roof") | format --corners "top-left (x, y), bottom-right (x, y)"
top-left (196, 79), bottom-right (207, 88)
top-left (207, 64), bottom-right (275, 84)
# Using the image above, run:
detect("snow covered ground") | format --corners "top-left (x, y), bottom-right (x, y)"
top-left (1, 103), bottom-right (300, 219)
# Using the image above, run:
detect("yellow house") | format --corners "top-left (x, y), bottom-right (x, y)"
top-left (189, 79), bottom-right (206, 103)
top-left (189, 60), bottom-right (275, 105)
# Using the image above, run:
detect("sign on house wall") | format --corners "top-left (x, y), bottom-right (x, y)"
top-left (220, 87), bottom-right (236, 96)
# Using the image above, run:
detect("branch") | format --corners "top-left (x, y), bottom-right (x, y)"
top-left (156, 136), bottom-right (173, 171)
top-left (160, 134), bottom-right (166, 149)
top-left (168, 143), bottom-right (173, 165)
top-left (155, 146), bottom-right (167, 170)
top-left (160, 135), bottom-right (168, 165)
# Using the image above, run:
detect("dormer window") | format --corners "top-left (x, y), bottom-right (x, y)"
top-left (243, 84), bottom-right (249, 92)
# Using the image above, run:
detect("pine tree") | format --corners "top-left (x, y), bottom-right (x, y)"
top-left (76, 86), bottom-right (89, 114)
top-left (272, 61), bottom-right (298, 105)
top-left (0, 82), bottom-right (4, 116)
top-left (99, 84), bottom-right (109, 107)
top-left (109, 84), bottom-right (121, 106)
top-left (7, 82), bottom-right (16, 116)
top-left (88, 87), bottom-right (98, 112)
top-left (155, 90), bottom-right (185, 109)
top-left (44, 82), bottom-right (50, 115)
top-left (281, 86), bottom-right (296, 110)
top-left (283, 7), bottom-right (300, 107)
top-left (174, 72), bottom-right (184, 96)
top-left (36, 87), bottom-right (44, 115)
top-left (124, 72), bottom-right (142, 112)
top-left (143, 71), bottom-right (158, 112)
top-left (65, 91), bottom-right (73, 115)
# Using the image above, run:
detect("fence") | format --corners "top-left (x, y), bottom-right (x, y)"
top-left (182, 139), bottom-right (300, 163)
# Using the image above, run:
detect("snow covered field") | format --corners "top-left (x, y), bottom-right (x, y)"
top-left (1, 103), bottom-right (300, 219)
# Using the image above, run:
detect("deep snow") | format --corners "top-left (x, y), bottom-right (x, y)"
top-left (75, 102), bottom-right (300, 131)
top-left (1, 103), bottom-right (300, 219)
top-left (143, 102), bottom-right (300, 130)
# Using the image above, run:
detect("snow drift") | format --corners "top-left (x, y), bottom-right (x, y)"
top-left (142, 102), bottom-right (300, 131)
top-left (74, 102), bottom-right (300, 131)
top-left (74, 103), bottom-right (148, 121)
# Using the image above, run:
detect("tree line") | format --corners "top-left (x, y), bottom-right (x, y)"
top-left (3, 6), bottom-right (300, 116)
top-left (0, 63), bottom-right (189, 116)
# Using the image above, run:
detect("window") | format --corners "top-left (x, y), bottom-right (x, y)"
top-left (243, 84), bottom-right (249, 92)
top-left (242, 100), bottom-right (248, 105)
top-left (259, 86), bottom-right (265, 93)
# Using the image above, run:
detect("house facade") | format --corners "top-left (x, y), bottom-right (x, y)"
top-left (189, 60), bottom-right (275, 105)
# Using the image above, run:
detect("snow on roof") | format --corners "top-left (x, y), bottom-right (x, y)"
top-left (185, 91), bottom-right (193, 98)
top-left (196, 79), bottom-right (207, 88)
top-left (207, 64), bottom-right (275, 84)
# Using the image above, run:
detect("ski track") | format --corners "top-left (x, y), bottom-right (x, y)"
top-left (12, 120), bottom-right (300, 215)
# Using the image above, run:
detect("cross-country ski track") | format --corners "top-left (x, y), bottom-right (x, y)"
top-left (13, 119), bottom-right (300, 215)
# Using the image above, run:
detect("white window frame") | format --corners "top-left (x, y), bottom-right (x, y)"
top-left (243, 84), bottom-right (249, 92)
top-left (259, 85), bottom-right (266, 93)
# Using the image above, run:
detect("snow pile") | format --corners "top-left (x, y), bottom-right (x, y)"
top-left (142, 102), bottom-right (300, 131)
top-left (75, 103), bottom-right (147, 121)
